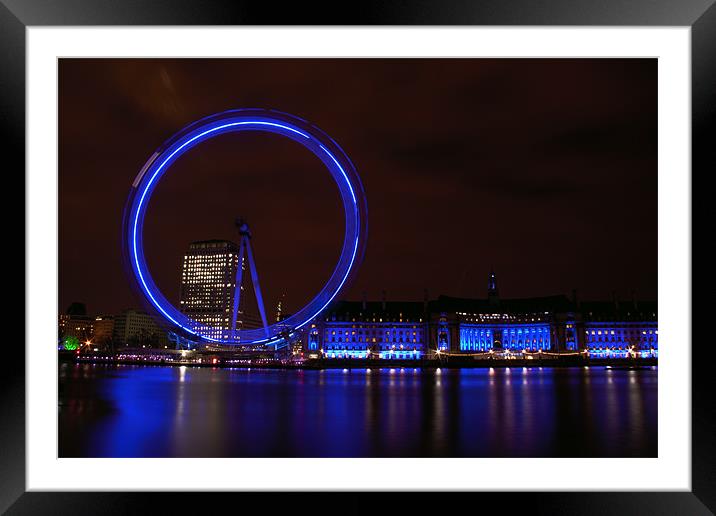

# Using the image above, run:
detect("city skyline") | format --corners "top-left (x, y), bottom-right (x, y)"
top-left (58, 266), bottom-right (658, 360)
top-left (59, 58), bottom-right (657, 316)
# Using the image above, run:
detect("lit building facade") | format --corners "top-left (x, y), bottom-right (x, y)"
top-left (112, 309), bottom-right (166, 347)
top-left (58, 314), bottom-right (94, 342)
top-left (92, 315), bottom-right (114, 344)
top-left (308, 299), bottom-right (427, 360)
top-left (179, 240), bottom-right (258, 340)
top-left (428, 293), bottom-right (574, 355)
top-left (58, 302), bottom-right (94, 342)
top-left (457, 319), bottom-right (552, 352)
top-left (305, 273), bottom-right (657, 360)
top-left (580, 301), bottom-right (658, 358)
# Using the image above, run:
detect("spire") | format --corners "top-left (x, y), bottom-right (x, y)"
top-left (488, 268), bottom-right (499, 306)
top-left (275, 292), bottom-right (286, 322)
top-left (488, 268), bottom-right (497, 292)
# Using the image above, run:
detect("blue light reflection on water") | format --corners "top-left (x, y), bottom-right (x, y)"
top-left (58, 363), bottom-right (657, 458)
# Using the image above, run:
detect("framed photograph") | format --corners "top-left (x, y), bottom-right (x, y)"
top-left (7, 0), bottom-right (714, 513)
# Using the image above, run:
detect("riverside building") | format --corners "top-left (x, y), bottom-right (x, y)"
top-left (179, 240), bottom-right (264, 340)
top-left (306, 273), bottom-right (657, 360)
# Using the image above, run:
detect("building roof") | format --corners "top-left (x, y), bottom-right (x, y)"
top-left (188, 239), bottom-right (239, 249)
top-left (432, 294), bottom-right (574, 314)
top-left (324, 300), bottom-right (425, 321)
top-left (580, 300), bottom-right (657, 321)
top-left (323, 295), bottom-right (657, 321)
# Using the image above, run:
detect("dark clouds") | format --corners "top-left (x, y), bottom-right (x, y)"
top-left (59, 58), bottom-right (657, 316)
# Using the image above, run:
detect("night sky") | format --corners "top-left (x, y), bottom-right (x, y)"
top-left (59, 58), bottom-right (657, 317)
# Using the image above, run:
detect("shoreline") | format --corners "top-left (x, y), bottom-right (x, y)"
top-left (62, 353), bottom-right (657, 370)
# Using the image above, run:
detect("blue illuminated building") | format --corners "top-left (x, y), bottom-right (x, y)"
top-left (309, 295), bottom-right (426, 360)
top-left (436, 315), bottom-right (451, 352)
top-left (458, 322), bottom-right (551, 352)
top-left (437, 296), bottom-right (565, 354)
top-left (306, 271), bottom-right (657, 360)
top-left (581, 299), bottom-right (658, 358)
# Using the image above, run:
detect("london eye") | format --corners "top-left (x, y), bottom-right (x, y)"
top-left (122, 109), bottom-right (368, 349)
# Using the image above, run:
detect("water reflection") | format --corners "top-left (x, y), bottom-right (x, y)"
top-left (58, 363), bottom-right (657, 458)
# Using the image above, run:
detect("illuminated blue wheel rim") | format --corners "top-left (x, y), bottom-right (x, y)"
top-left (122, 109), bottom-right (367, 347)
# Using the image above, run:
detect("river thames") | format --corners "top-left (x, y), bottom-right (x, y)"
top-left (59, 363), bottom-right (657, 458)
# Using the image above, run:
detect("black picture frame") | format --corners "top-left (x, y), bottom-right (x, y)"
top-left (4, 1), bottom-right (714, 513)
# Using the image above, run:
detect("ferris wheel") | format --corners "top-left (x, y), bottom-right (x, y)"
top-left (122, 109), bottom-right (368, 349)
